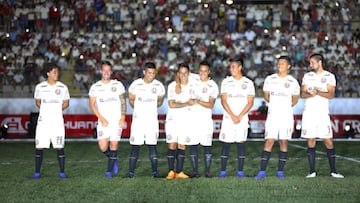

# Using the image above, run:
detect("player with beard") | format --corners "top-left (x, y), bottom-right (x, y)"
top-left (300, 53), bottom-right (344, 178)
top-left (89, 61), bottom-right (126, 178)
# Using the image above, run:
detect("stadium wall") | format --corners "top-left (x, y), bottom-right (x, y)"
top-left (0, 98), bottom-right (359, 138)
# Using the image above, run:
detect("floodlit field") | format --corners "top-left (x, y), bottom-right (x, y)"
top-left (0, 140), bottom-right (359, 203)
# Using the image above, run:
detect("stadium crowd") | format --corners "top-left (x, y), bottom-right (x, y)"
top-left (0, 0), bottom-right (359, 97)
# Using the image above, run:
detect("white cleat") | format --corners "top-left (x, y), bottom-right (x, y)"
top-left (306, 172), bottom-right (317, 178)
top-left (330, 172), bottom-right (344, 178)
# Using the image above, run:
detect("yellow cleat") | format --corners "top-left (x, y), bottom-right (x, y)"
top-left (175, 171), bottom-right (189, 179)
top-left (166, 170), bottom-right (176, 180)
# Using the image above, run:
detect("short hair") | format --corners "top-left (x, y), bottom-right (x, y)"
top-left (101, 60), bottom-right (113, 69)
top-left (199, 60), bottom-right (211, 68)
top-left (278, 55), bottom-right (291, 65)
top-left (42, 63), bottom-right (58, 79)
top-left (177, 62), bottom-right (190, 71)
top-left (309, 53), bottom-right (323, 63)
top-left (229, 56), bottom-right (244, 67)
top-left (144, 62), bottom-right (156, 70)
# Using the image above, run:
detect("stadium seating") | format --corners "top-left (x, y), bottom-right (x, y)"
top-left (0, 0), bottom-right (359, 97)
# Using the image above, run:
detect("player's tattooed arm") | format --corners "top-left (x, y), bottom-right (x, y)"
top-left (157, 95), bottom-right (165, 107)
top-left (168, 99), bottom-right (188, 108)
top-left (314, 85), bottom-right (335, 99)
top-left (128, 93), bottom-right (135, 108)
top-left (196, 97), bottom-right (216, 109)
top-left (300, 85), bottom-right (315, 98)
top-left (119, 93), bottom-right (126, 128)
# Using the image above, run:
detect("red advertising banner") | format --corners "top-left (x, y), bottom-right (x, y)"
top-left (1, 114), bottom-right (359, 139)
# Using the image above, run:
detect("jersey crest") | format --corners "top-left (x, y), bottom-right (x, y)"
top-left (321, 77), bottom-right (327, 83)
top-left (152, 87), bottom-right (157, 94)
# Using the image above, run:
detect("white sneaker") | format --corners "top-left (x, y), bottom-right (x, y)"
top-left (306, 172), bottom-right (317, 178)
top-left (330, 172), bottom-right (344, 178)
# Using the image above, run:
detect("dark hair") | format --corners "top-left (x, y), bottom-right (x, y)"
top-left (42, 63), bottom-right (58, 79)
top-left (177, 62), bottom-right (190, 71)
top-left (199, 60), bottom-right (211, 68)
top-left (144, 62), bottom-right (156, 70)
top-left (278, 55), bottom-right (291, 65)
top-left (309, 53), bottom-right (323, 63)
top-left (101, 60), bottom-right (113, 69)
top-left (229, 56), bottom-right (244, 67)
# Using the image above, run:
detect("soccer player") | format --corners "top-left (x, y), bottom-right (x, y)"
top-left (125, 62), bottom-right (165, 178)
top-left (300, 53), bottom-right (344, 178)
top-left (30, 63), bottom-right (70, 179)
top-left (254, 56), bottom-right (300, 179)
top-left (187, 61), bottom-right (219, 178)
top-left (165, 63), bottom-right (195, 179)
top-left (218, 57), bottom-right (255, 178)
top-left (89, 61), bottom-right (126, 179)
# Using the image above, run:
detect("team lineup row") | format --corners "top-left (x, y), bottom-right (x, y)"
top-left (29, 53), bottom-right (344, 180)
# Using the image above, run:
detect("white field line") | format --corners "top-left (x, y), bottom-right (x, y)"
top-left (1, 139), bottom-right (360, 164)
top-left (289, 143), bottom-right (360, 164)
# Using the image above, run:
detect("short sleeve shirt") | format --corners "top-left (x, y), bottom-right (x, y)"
top-left (302, 71), bottom-right (336, 114)
top-left (89, 79), bottom-right (126, 123)
top-left (220, 76), bottom-right (255, 116)
top-left (34, 81), bottom-right (70, 121)
top-left (128, 78), bottom-right (165, 119)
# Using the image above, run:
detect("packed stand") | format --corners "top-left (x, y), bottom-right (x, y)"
top-left (0, 0), bottom-right (359, 97)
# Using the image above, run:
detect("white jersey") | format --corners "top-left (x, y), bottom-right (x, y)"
top-left (263, 73), bottom-right (300, 116)
top-left (192, 78), bottom-right (219, 118)
top-left (88, 80), bottom-right (126, 124)
top-left (166, 80), bottom-right (197, 116)
top-left (34, 81), bottom-right (70, 148)
top-left (128, 78), bottom-right (165, 120)
top-left (34, 81), bottom-right (70, 122)
top-left (128, 78), bottom-right (165, 145)
top-left (302, 70), bottom-right (336, 114)
top-left (219, 76), bottom-right (255, 143)
top-left (166, 80), bottom-right (197, 145)
top-left (191, 78), bottom-right (219, 146)
top-left (220, 76), bottom-right (255, 116)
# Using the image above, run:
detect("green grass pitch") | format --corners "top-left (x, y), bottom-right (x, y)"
top-left (0, 140), bottom-right (359, 203)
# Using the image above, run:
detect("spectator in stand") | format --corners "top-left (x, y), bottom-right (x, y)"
top-left (0, 0), bottom-right (358, 99)
top-left (225, 5), bottom-right (237, 33)
top-left (0, 61), bottom-right (6, 94)
top-left (256, 100), bottom-right (268, 115)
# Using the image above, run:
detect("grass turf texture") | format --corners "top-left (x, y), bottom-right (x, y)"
top-left (0, 140), bottom-right (359, 203)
